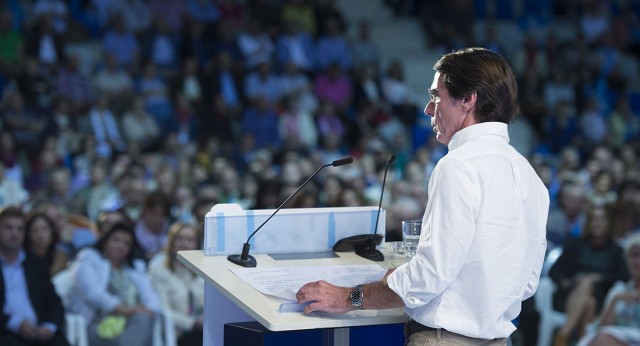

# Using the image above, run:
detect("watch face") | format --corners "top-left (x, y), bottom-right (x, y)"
top-left (350, 289), bottom-right (362, 302)
top-left (350, 285), bottom-right (363, 306)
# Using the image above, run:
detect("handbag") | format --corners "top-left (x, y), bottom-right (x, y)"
top-left (96, 315), bottom-right (127, 339)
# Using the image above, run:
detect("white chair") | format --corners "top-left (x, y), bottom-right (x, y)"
top-left (541, 246), bottom-right (563, 277)
top-left (64, 313), bottom-right (89, 346)
top-left (535, 277), bottom-right (567, 346)
top-left (535, 245), bottom-right (568, 346)
top-left (52, 269), bottom-right (89, 346)
top-left (153, 310), bottom-right (177, 346)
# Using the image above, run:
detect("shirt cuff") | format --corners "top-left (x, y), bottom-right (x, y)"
top-left (386, 265), bottom-right (405, 298)
top-left (386, 263), bottom-right (425, 309)
top-left (41, 322), bottom-right (58, 333)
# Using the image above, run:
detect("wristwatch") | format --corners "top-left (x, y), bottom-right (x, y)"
top-left (349, 285), bottom-right (364, 310)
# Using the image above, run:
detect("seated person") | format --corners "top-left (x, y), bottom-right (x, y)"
top-left (576, 233), bottom-right (640, 346)
top-left (95, 209), bottom-right (133, 235)
top-left (0, 206), bottom-right (69, 346)
top-left (66, 222), bottom-right (161, 345)
top-left (24, 211), bottom-right (68, 276)
top-left (149, 222), bottom-right (204, 346)
top-left (37, 202), bottom-right (97, 258)
top-left (549, 206), bottom-right (630, 346)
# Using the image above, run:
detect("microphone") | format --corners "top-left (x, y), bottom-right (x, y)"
top-left (227, 157), bottom-right (354, 267)
top-left (355, 154), bottom-right (396, 261)
top-left (333, 154), bottom-right (395, 261)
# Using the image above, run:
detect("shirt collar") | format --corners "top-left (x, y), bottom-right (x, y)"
top-left (448, 122), bottom-right (510, 151)
top-left (0, 249), bottom-right (26, 266)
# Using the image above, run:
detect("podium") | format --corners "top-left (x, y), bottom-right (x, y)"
top-left (177, 204), bottom-right (409, 346)
top-left (177, 250), bottom-right (409, 346)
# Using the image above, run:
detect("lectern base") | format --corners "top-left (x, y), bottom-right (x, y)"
top-left (224, 321), bottom-right (323, 346)
top-left (224, 321), bottom-right (405, 346)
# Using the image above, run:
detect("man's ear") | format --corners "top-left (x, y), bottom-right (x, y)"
top-left (461, 91), bottom-right (477, 112)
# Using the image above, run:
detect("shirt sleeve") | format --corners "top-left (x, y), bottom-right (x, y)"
top-left (73, 250), bottom-right (121, 314)
top-left (387, 157), bottom-right (481, 308)
top-left (40, 322), bottom-right (57, 333)
top-left (7, 315), bottom-right (23, 333)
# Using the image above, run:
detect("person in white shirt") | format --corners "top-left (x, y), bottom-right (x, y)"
top-left (296, 47), bottom-right (550, 345)
top-left (148, 222), bottom-right (204, 346)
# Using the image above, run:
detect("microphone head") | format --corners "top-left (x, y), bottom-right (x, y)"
top-left (387, 154), bottom-right (397, 165)
top-left (332, 157), bottom-right (354, 167)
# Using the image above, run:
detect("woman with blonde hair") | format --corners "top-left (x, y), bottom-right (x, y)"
top-left (148, 222), bottom-right (204, 346)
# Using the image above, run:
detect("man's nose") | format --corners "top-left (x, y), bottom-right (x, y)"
top-left (424, 102), bottom-right (434, 117)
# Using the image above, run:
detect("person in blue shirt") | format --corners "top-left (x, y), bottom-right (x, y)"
top-left (0, 205), bottom-right (69, 346)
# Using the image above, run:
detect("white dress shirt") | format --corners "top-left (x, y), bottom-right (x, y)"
top-left (387, 122), bottom-right (549, 339)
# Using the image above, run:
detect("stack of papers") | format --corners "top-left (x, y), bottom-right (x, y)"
top-left (230, 264), bottom-right (388, 312)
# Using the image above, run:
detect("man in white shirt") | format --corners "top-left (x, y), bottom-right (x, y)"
top-left (296, 47), bottom-right (550, 345)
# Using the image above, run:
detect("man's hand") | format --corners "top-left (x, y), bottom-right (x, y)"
top-left (35, 326), bottom-right (54, 342)
top-left (296, 280), bottom-right (351, 314)
top-left (18, 320), bottom-right (40, 341)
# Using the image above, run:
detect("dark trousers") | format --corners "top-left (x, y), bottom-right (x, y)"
top-left (0, 330), bottom-right (70, 346)
top-left (178, 328), bottom-right (203, 346)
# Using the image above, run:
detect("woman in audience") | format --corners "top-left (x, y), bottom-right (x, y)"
top-left (149, 222), bottom-right (204, 346)
top-left (24, 211), bottom-right (68, 276)
top-left (67, 222), bottom-right (161, 346)
top-left (549, 206), bottom-right (630, 346)
top-left (577, 233), bottom-right (640, 346)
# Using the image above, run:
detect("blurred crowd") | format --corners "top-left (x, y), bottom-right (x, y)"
top-left (0, 0), bottom-right (639, 345)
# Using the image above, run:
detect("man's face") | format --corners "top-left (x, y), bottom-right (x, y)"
top-left (142, 206), bottom-right (166, 233)
top-left (51, 171), bottom-right (70, 196)
top-left (424, 72), bottom-right (465, 146)
top-left (0, 216), bottom-right (25, 254)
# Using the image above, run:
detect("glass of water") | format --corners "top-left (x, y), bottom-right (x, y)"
top-left (402, 220), bottom-right (422, 257)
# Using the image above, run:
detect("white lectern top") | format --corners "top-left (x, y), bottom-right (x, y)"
top-left (177, 250), bottom-right (409, 332)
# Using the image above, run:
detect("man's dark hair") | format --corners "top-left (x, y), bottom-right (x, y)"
top-left (433, 47), bottom-right (519, 124)
top-left (0, 206), bottom-right (25, 223)
top-left (142, 190), bottom-right (171, 216)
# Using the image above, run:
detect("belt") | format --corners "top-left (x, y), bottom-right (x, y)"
top-left (406, 319), bottom-right (444, 334)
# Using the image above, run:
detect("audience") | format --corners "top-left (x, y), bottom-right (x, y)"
top-left (102, 13), bottom-right (140, 70)
top-left (549, 206), bottom-right (630, 346)
top-left (148, 222), bottom-right (204, 346)
top-left (134, 191), bottom-right (172, 261)
top-left (24, 211), bottom-right (68, 276)
top-left (0, 206), bottom-right (69, 346)
top-left (0, 1), bottom-right (637, 345)
top-left (66, 222), bottom-right (161, 346)
top-left (576, 233), bottom-right (640, 346)
top-left (38, 201), bottom-right (97, 258)
top-left (95, 209), bottom-right (133, 236)
top-left (0, 162), bottom-right (28, 209)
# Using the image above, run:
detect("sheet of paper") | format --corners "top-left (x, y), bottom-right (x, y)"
top-left (230, 264), bottom-right (388, 302)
